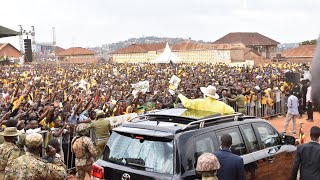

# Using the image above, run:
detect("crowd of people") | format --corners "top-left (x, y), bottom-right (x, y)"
top-left (0, 62), bottom-right (313, 179)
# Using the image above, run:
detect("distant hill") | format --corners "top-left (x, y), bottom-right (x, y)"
top-left (277, 43), bottom-right (299, 52)
top-left (89, 36), bottom-right (210, 58)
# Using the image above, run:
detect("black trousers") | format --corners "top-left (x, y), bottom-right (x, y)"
top-left (307, 102), bottom-right (313, 120)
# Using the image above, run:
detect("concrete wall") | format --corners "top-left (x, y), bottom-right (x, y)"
top-left (113, 49), bottom-right (232, 64)
top-left (230, 49), bottom-right (244, 61)
top-left (266, 45), bottom-right (277, 59)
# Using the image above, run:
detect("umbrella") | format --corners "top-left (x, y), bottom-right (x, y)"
top-left (0, 26), bottom-right (19, 38)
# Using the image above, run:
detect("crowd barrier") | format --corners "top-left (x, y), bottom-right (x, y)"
top-left (227, 93), bottom-right (288, 119)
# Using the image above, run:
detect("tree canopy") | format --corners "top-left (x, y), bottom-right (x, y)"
top-left (300, 39), bottom-right (317, 45)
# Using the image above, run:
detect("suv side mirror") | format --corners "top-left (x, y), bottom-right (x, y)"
top-left (284, 135), bottom-right (296, 145)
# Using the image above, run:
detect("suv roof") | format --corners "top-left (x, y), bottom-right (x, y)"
top-left (115, 108), bottom-right (258, 134)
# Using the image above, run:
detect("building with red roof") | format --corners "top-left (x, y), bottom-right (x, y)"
top-left (213, 32), bottom-right (279, 59)
top-left (281, 45), bottom-right (316, 62)
top-left (0, 43), bottom-right (21, 59)
top-left (112, 41), bottom-right (251, 63)
top-left (57, 47), bottom-right (96, 63)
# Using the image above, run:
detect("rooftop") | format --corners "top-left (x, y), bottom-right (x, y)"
top-left (0, 26), bottom-right (19, 38)
top-left (281, 45), bottom-right (316, 58)
top-left (171, 41), bottom-right (246, 51)
top-left (213, 32), bottom-right (280, 46)
top-left (112, 43), bottom-right (166, 54)
top-left (57, 47), bottom-right (95, 56)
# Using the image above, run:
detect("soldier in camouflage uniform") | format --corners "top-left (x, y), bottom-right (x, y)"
top-left (5, 133), bottom-right (67, 180)
top-left (91, 110), bottom-right (112, 159)
top-left (72, 123), bottom-right (97, 180)
top-left (0, 127), bottom-right (22, 179)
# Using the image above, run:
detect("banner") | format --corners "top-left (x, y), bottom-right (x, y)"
top-left (168, 75), bottom-right (181, 95)
top-left (131, 81), bottom-right (149, 94)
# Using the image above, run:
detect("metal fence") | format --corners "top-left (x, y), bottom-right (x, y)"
top-left (227, 93), bottom-right (288, 119)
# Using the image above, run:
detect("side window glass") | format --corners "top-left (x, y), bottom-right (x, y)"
top-left (254, 123), bottom-right (281, 148)
top-left (216, 127), bottom-right (247, 155)
top-left (194, 135), bottom-right (214, 169)
top-left (241, 125), bottom-right (259, 152)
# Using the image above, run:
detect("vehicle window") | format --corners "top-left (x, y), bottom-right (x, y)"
top-left (254, 123), bottom-right (281, 149)
top-left (105, 131), bottom-right (174, 174)
top-left (241, 125), bottom-right (259, 152)
top-left (195, 136), bottom-right (214, 158)
top-left (216, 127), bottom-right (247, 155)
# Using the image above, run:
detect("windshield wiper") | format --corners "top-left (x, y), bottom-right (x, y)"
top-left (127, 162), bottom-right (154, 170)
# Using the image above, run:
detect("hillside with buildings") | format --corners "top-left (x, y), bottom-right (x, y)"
top-left (89, 36), bottom-right (210, 58)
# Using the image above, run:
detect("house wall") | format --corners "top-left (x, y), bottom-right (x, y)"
top-left (282, 57), bottom-right (313, 63)
top-left (266, 45), bottom-right (277, 59)
top-left (230, 49), bottom-right (244, 61)
top-left (58, 55), bottom-right (95, 61)
top-left (0, 45), bottom-right (21, 58)
top-left (112, 49), bottom-right (233, 64)
top-left (113, 53), bottom-right (157, 63)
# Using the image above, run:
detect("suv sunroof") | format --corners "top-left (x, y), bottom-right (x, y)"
top-left (149, 108), bottom-right (220, 120)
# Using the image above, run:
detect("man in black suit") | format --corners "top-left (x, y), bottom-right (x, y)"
top-left (214, 134), bottom-right (245, 180)
top-left (291, 126), bottom-right (320, 180)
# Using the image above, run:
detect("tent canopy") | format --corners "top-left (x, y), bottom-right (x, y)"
top-left (150, 43), bottom-right (182, 63)
top-left (0, 26), bottom-right (19, 38)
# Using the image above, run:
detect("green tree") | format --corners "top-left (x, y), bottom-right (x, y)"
top-left (300, 39), bottom-right (317, 45)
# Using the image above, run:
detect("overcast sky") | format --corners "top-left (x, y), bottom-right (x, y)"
top-left (1, 0), bottom-right (319, 49)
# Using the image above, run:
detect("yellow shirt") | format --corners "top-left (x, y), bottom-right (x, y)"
top-left (178, 94), bottom-right (235, 115)
top-left (39, 118), bottom-right (55, 128)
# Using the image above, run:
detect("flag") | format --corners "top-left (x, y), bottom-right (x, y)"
top-left (299, 123), bottom-right (306, 144)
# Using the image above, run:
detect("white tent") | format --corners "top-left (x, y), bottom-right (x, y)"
top-left (150, 43), bottom-right (182, 63)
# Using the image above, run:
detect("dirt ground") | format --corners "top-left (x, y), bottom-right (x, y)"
top-left (68, 112), bottom-right (320, 180)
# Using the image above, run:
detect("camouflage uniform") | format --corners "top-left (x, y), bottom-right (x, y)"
top-left (46, 156), bottom-right (67, 180)
top-left (5, 133), bottom-right (67, 180)
top-left (72, 124), bottom-right (97, 180)
top-left (0, 141), bottom-right (21, 179)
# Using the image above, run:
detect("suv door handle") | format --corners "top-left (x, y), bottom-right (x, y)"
top-left (268, 157), bottom-right (275, 163)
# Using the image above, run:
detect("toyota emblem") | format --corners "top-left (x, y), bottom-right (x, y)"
top-left (122, 173), bottom-right (130, 180)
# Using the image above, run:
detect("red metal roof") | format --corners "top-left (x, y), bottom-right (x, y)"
top-left (281, 45), bottom-right (316, 57)
top-left (169, 41), bottom-right (246, 51)
top-left (213, 32), bottom-right (280, 46)
top-left (173, 41), bottom-right (246, 51)
top-left (57, 47), bottom-right (95, 56)
top-left (54, 46), bottom-right (65, 54)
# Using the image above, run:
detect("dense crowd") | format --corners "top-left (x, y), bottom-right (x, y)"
top-left (0, 62), bottom-right (312, 179)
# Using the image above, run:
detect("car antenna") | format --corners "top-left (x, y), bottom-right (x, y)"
top-left (157, 120), bottom-right (160, 126)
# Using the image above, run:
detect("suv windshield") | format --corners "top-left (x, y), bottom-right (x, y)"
top-left (104, 131), bottom-right (174, 174)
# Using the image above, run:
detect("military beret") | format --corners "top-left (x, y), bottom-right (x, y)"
top-left (25, 133), bottom-right (43, 148)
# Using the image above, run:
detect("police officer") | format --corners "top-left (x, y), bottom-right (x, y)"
top-left (5, 133), bottom-right (67, 180)
top-left (0, 127), bottom-right (22, 179)
top-left (72, 123), bottom-right (97, 180)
